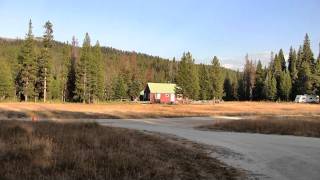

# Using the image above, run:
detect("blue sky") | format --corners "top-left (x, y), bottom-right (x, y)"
top-left (0, 0), bottom-right (319, 69)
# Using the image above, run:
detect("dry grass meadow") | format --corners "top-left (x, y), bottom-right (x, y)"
top-left (1, 102), bottom-right (320, 120)
top-left (1, 102), bottom-right (320, 137)
top-left (0, 120), bottom-right (242, 180)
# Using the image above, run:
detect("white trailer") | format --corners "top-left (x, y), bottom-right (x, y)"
top-left (295, 94), bottom-right (319, 103)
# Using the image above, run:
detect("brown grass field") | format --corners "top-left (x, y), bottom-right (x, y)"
top-left (0, 102), bottom-right (320, 120)
top-left (0, 120), bottom-right (242, 180)
top-left (1, 102), bottom-right (320, 137)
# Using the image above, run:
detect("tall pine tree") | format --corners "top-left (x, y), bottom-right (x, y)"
top-left (114, 75), bottom-right (127, 100)
top-left (302, 34), bottom-right (314, 70)
top-left (176, 52), bottom-right (200, 100)
top-left (16, 20), bottom-right (37, 102)
top-left (37, 21), bottom-right (53, 102)
top-left (253, 60), bottom-right (265, 100)
top-left (60, 43), bottom-right (71, 102)
top-left (278, 49), bottom-right (286, 71)
top-left (66, 37), bottom-right (78, 102)
top-left (210, 56), bottom-right (224, 100)
top-left (242, 54), bottom-right (256, 100)
top-left (279, 70), bottom-right (292, 101)
top-left (263, 70), bottom-right (277, 101)
top-left (90, 41), bottom-right (105, 102)
top-left (288, 47), bottom-right (297, 80)
top-left (297, 61), bottom-right (313, 95)
top-left (0, 61), bottom-right (14, 100)
top-left (288, 47), bottom-right (298, 99)
top-left (223, 73), bottom-right (233, 101)
top-left (75, 33), bottom-right (92, 103)
top-left (198, 64), bottom-right (210, 100)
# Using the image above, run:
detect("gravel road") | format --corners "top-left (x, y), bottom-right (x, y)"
top-left (95, 117), bottom-right (320, 180)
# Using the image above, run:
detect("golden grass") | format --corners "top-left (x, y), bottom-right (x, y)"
top-left (0, 102), bottom-right (320, 120)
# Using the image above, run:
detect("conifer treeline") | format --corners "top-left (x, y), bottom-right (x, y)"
top-left (0, 20), bottom-right (319, 103)
top-left (238, 34), bottom-right (320, 101)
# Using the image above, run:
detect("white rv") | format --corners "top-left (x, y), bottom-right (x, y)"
top-left (295, 94), bottom-right (319, 103)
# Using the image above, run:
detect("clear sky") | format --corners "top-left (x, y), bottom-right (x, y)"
top-left (0, 0), bottom-right (319, 69)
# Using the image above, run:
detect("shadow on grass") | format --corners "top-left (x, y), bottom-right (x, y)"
top-left (0, 108), bottom-right (207, 120)
top-left (0, 109), bottom-right (121, 120)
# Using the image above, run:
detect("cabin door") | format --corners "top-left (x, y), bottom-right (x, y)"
top-left (170, 94), bottom-right (175, 102)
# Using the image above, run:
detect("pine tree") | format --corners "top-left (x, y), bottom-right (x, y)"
top-left (37, 21), bottom-right (53, 102)
top-left (198, 64), bottom-right (210, 100)
top-left (169, 57), bottom-right (178, 83)
top-left (314, 46), bottom-right (320, 96)
top-left (263, 70), bottom-right (277, 101)
top-left (176, 52), bottom-right (200, 100)
top-left (297, 61), bottom-right (313, 95)
top-left (273, 54), bottom-right (282, 76)
top-left (210, 56), bottom-right (224, 100)
top-left (278, 49), bottom-right (286, 71)
top-left (279, 70), bottom-right (292, 100)
top-left (237, 71), bottom-right (245, 100)
top-left (243, 54), bottom-right (256, 100)
top-left (75, 33), bottom-right (92, 103)
top-left (302, 34), bottom-right (315, 69)
top-left (66, 37), bottom-right (78, 101)
top-left (288, 47), bottom-right (298, 100)
top-left (273, 51), bottom-right (284, 99)
top-left (223, 74), bottom-right (233, 101)
top-left (0, 61), bottom-right (14, 100)
top-left (60, 43), bottom-right (71, 102)
top-left (231, 81), bottom-right (239, 100)
top-left (128, 77), bottom-right (141, 101)
top-left (296, 46), bottom-right (303, 70)
top-left (91, 41), bottom-right (105, 102)
top-left (288, 47), bottom-right (298, 80)
top-left (253, 60), bottom-right (265, 100)
top-left (16, 20), bottom-right (37, 102)
top-left (114, 76), bottom-right (127, 100)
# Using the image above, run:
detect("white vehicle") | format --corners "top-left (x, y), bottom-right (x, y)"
top-left (295, 94), bottom-right (319, 103)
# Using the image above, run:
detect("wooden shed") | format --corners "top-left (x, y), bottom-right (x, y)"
top-left (143, 83), bottom-right (176, 103)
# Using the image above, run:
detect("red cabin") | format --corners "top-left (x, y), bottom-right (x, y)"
top-left (143, 83), bottom-right (176, 104)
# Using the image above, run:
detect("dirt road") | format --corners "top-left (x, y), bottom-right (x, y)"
top-left (95, 117), bottom-right (320, 180)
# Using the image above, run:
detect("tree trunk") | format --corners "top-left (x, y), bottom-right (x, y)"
top-left (83, 71), bottom-right (86, 104)
top-left (44, 68), bottom-right (47, 103)
top-left (25, 80), bottom-right (28, 102)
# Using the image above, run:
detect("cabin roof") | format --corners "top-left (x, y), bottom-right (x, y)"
top-left (147, 83), bottom-right (176, 94)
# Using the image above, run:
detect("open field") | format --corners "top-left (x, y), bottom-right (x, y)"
top-left (0, 120), bottom-right (242, 180)
top-left (1, 102), bottom-right (320, 120)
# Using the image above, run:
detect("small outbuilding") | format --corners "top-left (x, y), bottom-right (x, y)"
top-left (142, 83), bottom-right (176, 104)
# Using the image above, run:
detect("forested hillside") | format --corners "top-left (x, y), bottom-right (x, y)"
top-left (0, 20), bottom-right (319, 103)
top-left (0, 20), bottom-right (237, 103)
